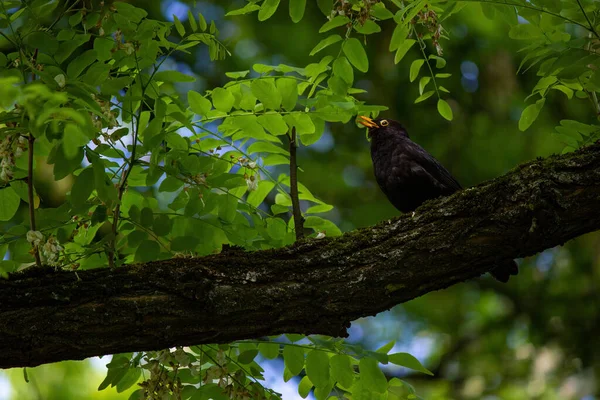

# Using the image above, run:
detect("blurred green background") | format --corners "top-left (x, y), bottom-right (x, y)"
top-left (1, 1), bottom-right (599, 399)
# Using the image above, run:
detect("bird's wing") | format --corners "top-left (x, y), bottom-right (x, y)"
top-left (404, 142), bottom-right (462, 193)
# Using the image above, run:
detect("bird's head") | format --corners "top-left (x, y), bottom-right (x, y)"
top-left (357, 116), bottom-right (409, 139)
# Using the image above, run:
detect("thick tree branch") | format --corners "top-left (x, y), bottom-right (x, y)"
top-left (2, 144), bottom-right (600, 369)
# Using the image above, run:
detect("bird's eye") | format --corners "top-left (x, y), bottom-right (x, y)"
top-left (380, 120), bottom-right (389, 126)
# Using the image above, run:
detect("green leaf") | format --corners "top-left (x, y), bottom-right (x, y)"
top-left (306, 204), bottom-right (333, 213)
top-left (316, 0), bottom-right (332, 16)
top-left (359, 358), bottom-right (387, 393)
top-left (218, 194), bottom-right (238, 222)
top-left (343, 38), bottom-right (368, 73)
top-left (0, 187), bottom-right (20, 221)
top-left (257, 113), bottom-right (289, 135)
top-left (166, 133), bottom-right (188, 150)
top-left (389, 352), bottom-right (433, 376)
top-left (173, 15), bottom-right (185, 37)
top-left (153, 214), bottom-right (172, 237)
top-left (238, 349), bottom-right (258, 364)
top-left (389, 24), bottom-right (408, 52)
top-left (285, 333), bottom-right (305, 342)
top-left (211, 88), bottom-right (235, 112)
top-left (9, 181), bottom-right (30, 204)
top-left (333, 57), bottom-right (354, 85)
top-left (140, 207), bottom-right (154, 228)
top-left (264, 154), bottom-right (290, 166)
top-left (277, 78), bottom-right (298, 111)
top-left (409, 59), bottom-right (425, 82)
top-left (198, 12), bottom-right (207, 30)
top-left (354, 20), bottom-right (381, 35)
top-left (153, 70), bottom-right (195, 83)
top-left (519, 98), bottom-right (545, 131)
top-left (258, 342), bottom-right (280, 359)
top-left (128, 230), bottom-right (148, 248)
top-left (134, 240), bottom-right (160, 262)
top-left (437, 99), bottom-right (453, 121)
top-left (189, 91), bottom-right (212, 117)
top-left (377, 340), bottom-right (396, 354)
top-left (298, 376), bottom-right (313, 399)
top-left (251, 79), bottom-right (282, 110)
top-left (67, 50), bottom-right (97, 78)
top-left (71, 167), bottom-right (95, 207)
top-left (188, 10), bottom-right (197, 31)
top-left (509, 23), bottom-right (543, 40)
top-left (267, 217), bottom-right (286, 240)
top-left (247, 141), bottom-right (289, 156)
top-left (330, 354), bottom-right (354, 388)
top-left (319, 16), bottom-right (350, 33)
top-left (116, 367), bottom-right (141, 393)
top-left (394, 39), bottom-right (416, 64)
top-left (310, 34), bottom-right (342, 56)
top-left (283, 345), bottom-right (305, 376)
top-left (247, 180), bottom-right (275, 207)
top-left (429, 55), bottom-right (446, 68)
top-left (552, 85), bottom-right (573, 99)
top-left (305, 350), bottom-right (330, 388)
top-left (304, 216), bottom-right (341, 236)
top-left (225, 70), bottom-right (250, 79)
top-left (419, 76), bottom-right (431, 95)
top-left (370, 3), bottom-right (394, 20)
top-left (94, 38), bottom-right (114, 62)
top-left (158, 176), bottom-right (184, 192)
top-left (226, 3), bottom-right (261, 16)
top-left (289, 0), bottom-right (306, 22)
top-left (192, 383), bottom-right (227, 400)
top-left (284, 112), bottom-right (316, 135)
top-left (414, 90), bottom-right (435, 104)
top-left (258, 0), bottom-right (280, 21)
top-left (63, 123), bottom-right (90, 159)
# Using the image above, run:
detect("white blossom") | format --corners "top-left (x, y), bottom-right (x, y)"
top-left (246, 174), bottom-right (259, 191)
top-left (27, 230), bottom-right (44, 247)
top-left (41, 237), bottom-right (63, 266)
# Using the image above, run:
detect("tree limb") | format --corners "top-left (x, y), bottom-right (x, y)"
top-left (2, 144), bottom-right (600, 369)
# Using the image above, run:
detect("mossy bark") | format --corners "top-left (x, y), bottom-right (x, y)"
top-left (1, 144), bottom-right (600, 369)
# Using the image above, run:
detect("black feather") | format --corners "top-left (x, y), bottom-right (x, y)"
top-left (366, 118), bottom-right (518, 282)
top-left (369, 119), bottom-right (460, 212)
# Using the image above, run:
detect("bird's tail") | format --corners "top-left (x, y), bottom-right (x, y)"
top-left (490, 260), bottom-right (519, 283)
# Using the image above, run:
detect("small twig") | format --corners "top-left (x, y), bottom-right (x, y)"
top-left (107, 126), bottom-right (138, 268)
top-left (30, 49), bottom-right (38, 81)
top-left (576, 0), bottom-right (600, 40)
top-left (27, 135), bottom-right (42, 268)
top-left (584, 33), bottom-right (600, 117)
top-left (288, 127), bottom-right (304, 240)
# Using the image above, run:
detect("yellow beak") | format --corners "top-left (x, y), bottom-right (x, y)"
top-left (358, 115), bottom-right (378, 129)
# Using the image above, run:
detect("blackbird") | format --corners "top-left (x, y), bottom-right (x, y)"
top-left (358, 116), bottom-right (518, 283)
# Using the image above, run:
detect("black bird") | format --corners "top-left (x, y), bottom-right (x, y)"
top-left (358, 116), bottom-right (518, 283)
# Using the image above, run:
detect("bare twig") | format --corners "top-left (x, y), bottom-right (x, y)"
top-left (288, 127), bottom-right (304, 240)
top-left (107, 124), bottom-right (138, 268)
top-left (576, 0), bottom-right (600, 40)
top-left (27, 134), bottom-right (41, 268)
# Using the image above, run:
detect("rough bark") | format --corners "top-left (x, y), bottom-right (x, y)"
top-left (1, 144), bottom-right (600, 369)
